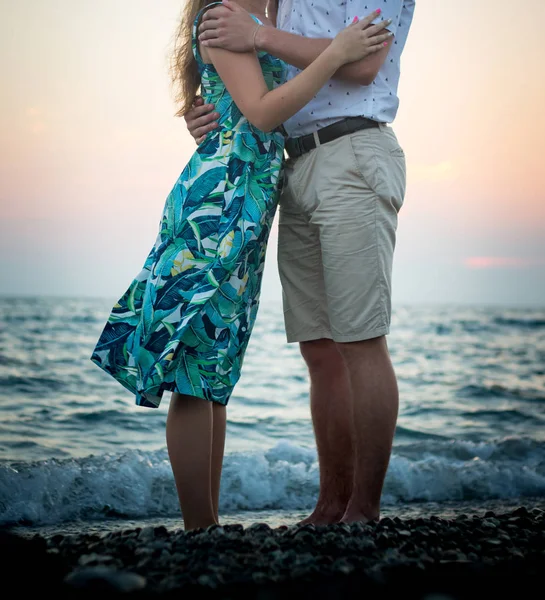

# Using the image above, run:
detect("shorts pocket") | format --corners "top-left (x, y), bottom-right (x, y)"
top-left (349, 130), bottom-right (406, 213)
top-left (348, 130), bottom-right (388, 199)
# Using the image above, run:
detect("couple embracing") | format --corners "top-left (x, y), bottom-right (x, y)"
top-left (91, 0), bottom-right (414, 531)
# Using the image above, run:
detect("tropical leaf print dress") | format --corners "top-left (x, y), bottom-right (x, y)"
top-left (91, 10), bottom-right (286, 408)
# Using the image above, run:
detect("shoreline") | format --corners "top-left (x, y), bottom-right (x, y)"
top-left (4, 504), bottom-right (544, 598)
top-left (9, 496), bottom-right (545, 537)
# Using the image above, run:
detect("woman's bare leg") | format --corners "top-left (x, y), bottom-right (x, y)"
top-left (211, 403), bottom-right (227, 522)
top-left (166, 392), bottom-right (217, 530)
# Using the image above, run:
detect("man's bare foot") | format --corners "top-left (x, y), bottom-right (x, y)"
top-left (339, 509), bottom-right (379, 525)
top-left (297, 507), bottom-right (346, 526)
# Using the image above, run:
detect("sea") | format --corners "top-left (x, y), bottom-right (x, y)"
top-left (1, 296), bottom-right (545, 536)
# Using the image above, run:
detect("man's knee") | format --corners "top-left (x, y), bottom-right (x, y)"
top-left (335, 335), bottom-right (388, 363)
top-left (300, 338), bottom-right (343, 373)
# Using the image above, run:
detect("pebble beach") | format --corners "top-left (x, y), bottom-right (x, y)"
top-left (5, 505), bottom-right (545, 598)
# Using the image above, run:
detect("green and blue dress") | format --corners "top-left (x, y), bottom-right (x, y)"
top-left (91, 10), bottom-right (287, 407)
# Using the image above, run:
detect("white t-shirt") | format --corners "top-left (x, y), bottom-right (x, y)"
top-left (277, 0), bottom-right (415, 137)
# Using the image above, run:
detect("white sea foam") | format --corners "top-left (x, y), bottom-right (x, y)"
top-left (1, 438), bottom-right (544, 526)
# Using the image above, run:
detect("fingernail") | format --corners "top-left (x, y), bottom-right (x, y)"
top-left (352, 16), bottom-right (359, 23)
top-left (376, 8), bottom-right (381, 14)
top-left (383, 42), bottom-right (388, 46)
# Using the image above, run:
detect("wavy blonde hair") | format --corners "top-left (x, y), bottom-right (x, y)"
top-left (170, 0), bottom-right (214, 117)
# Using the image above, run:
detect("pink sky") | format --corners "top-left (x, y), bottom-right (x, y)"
top-left (1, 0), bottom-right (544, 304)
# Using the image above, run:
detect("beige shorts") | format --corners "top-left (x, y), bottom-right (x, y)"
top-left (278, 124), bottom-right (406, 343)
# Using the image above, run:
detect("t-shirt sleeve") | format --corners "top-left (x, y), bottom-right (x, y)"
top-left (351, 0), bottom-right (405, 36)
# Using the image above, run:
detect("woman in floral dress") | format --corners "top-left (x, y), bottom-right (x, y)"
top-left (91, 0), bottom-right (391, 530)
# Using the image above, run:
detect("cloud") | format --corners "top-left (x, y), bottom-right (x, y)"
top-left (465, 256), bottom-right (545, 269)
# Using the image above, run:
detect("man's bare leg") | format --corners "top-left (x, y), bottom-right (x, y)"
top-left (211, 403), bottom-right (227, 523)
top-left (298, 338), bottom-right (355, 525)
top-left (337, 336), bottom-right (398, 523)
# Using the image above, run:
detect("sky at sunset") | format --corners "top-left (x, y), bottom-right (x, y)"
top-left (1, 0), bottom-right (544, 305)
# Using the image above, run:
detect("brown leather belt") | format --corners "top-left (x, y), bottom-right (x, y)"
top-left (284, 116), bottom-right (380, 159)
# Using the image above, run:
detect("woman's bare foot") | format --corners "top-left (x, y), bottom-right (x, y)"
top-left (184, 518), bottom-right (220, 532)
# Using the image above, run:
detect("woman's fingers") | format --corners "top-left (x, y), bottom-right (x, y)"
top-left (375, 32), bottom-right (394, 45)
top-left (365, 19), bottom-right (393, 37)
top-left (357, 8), bottom-right (383, 29)
top-left (367, 42), bottom-right (387, 54)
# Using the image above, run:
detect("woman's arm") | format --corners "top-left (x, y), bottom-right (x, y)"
top-left (256, 27), bottom-right (392, 86)
top-left (202, 13), bottom-right (390, 132)
top-left (206, 45), bottom-right (342, 132)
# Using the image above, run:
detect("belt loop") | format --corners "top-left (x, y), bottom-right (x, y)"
top-left (312, 130), bottom-right (321, 148)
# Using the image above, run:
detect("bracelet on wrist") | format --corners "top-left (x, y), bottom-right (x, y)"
top-left (253, 24), bottom-right (262, 52)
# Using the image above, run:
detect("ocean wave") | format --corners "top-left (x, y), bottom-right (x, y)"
top-left (0, 375), bottom-right (66, 393)
top-left (457, 384), bottom-right (545, 402)
top-left (0, 354), bottom-right (24, 367)
top-left (1, 438), bottom-right (544, 527)
top-left (493, 316), bottom-right (545, 329)
top-left (459, 408), bottom-right (543, 422)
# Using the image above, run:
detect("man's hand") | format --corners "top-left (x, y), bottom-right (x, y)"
top-left (199, 0), bottom-right (259, 52)
top-left (184, 97), bottom-right (220, 144)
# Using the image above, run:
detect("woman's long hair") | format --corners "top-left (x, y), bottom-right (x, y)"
top-left (170, 0), bottom-right (213, 117)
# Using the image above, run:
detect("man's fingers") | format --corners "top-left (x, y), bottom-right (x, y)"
top-left (222, 0), bottom-right (244, 13)
top-left (194, 122), bottom-right (219, 140)
top-left (201, 6), bottom-right (229, 22)
top-left (199, 19), bottom-right (220, 33)
top-left (188, 112), bottom-right (220, 133)
top-left (201, 38), bottom-right (224, 48)
top-left (187, 103), bottom-right (216, 120)
top-left (199, 29), bottom-right (221, 42)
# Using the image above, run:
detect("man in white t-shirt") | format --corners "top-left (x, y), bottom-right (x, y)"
top-left (186, 0), bottom-right (415, 525)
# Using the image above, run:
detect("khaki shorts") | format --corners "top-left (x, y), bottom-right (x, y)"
top-left (278, 124), bottom-right (406, 343)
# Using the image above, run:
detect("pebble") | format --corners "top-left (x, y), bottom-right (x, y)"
top-left (65, 566), bottom-right (146, 592)
top-left (5, 506), bottom-right (545, 596)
